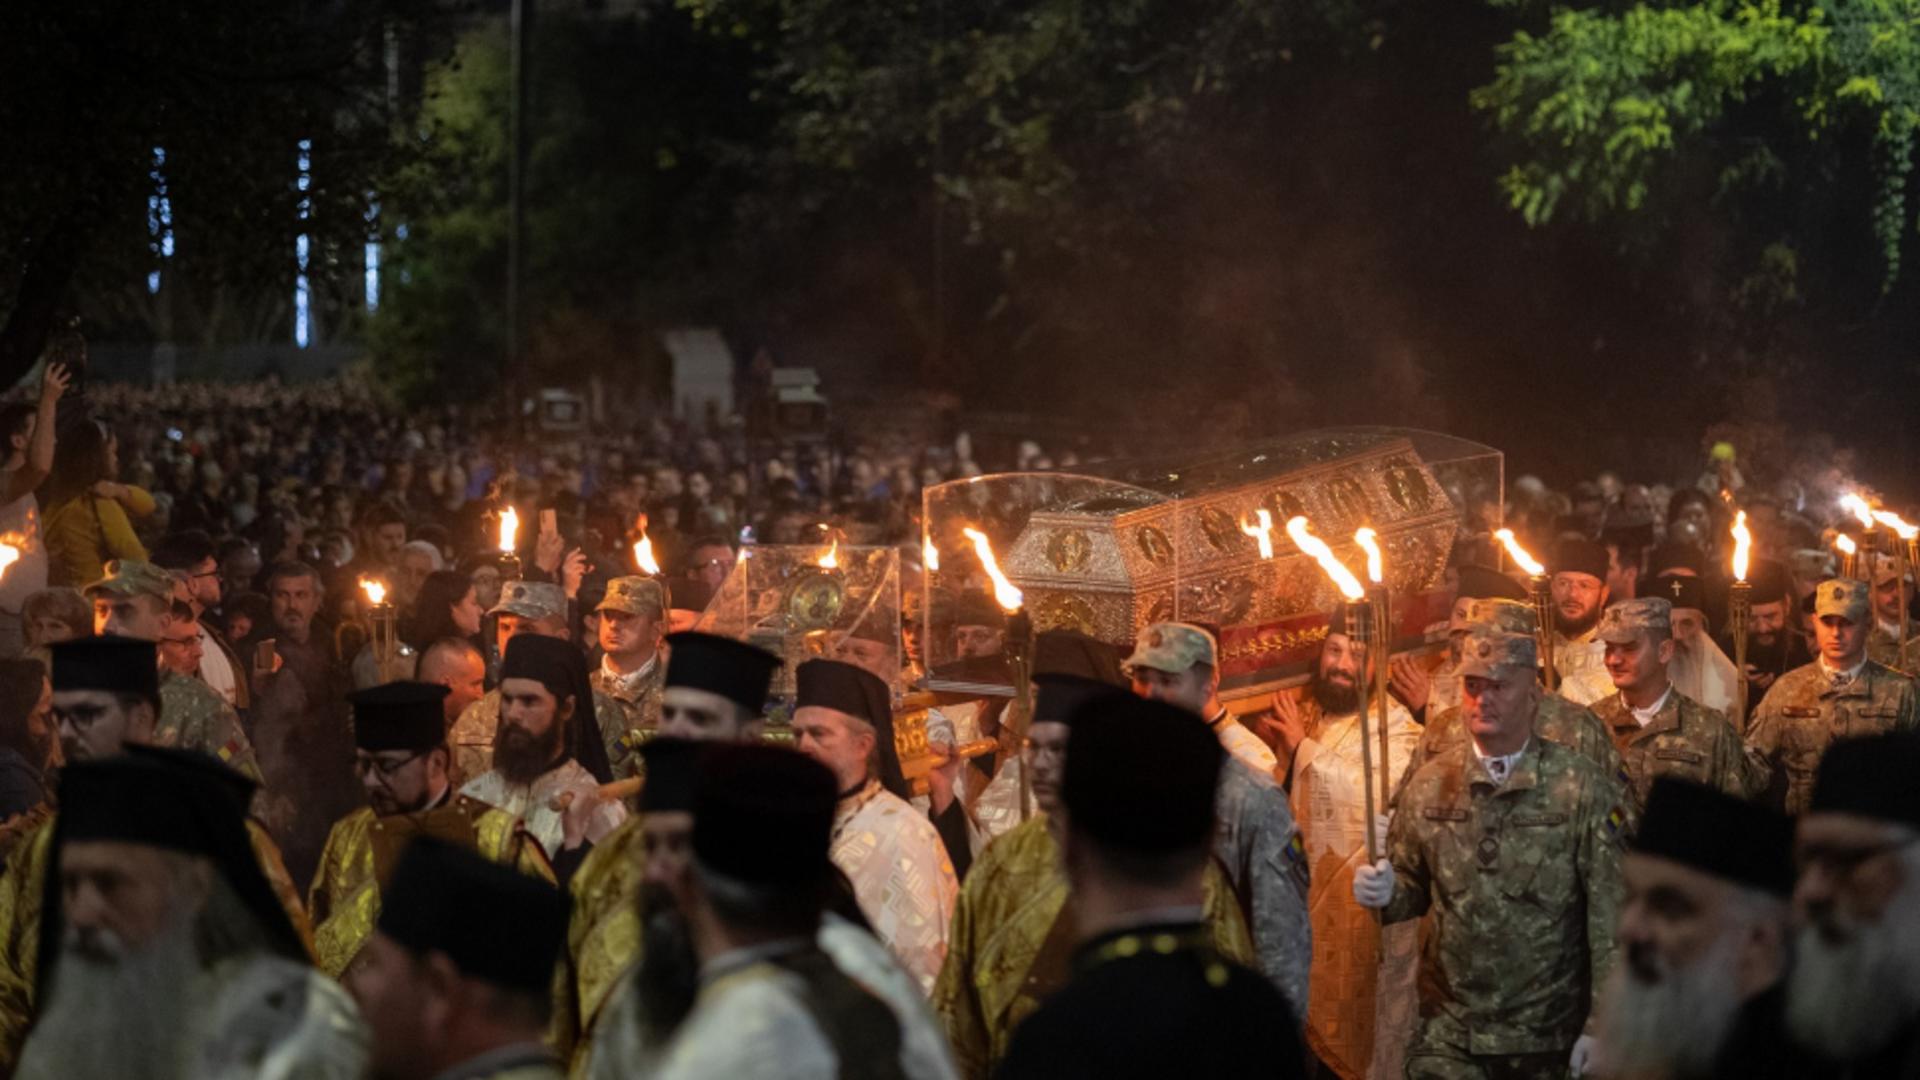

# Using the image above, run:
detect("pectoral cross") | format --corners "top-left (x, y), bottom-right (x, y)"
top-left (1670, 579), bottom-right (1685, 599)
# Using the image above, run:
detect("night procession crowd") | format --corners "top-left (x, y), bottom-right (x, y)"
top-left (0, 364), bottom-right (1914, 1080)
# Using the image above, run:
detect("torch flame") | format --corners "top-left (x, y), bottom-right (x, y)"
top-left (633, 532), bottom-right (661, 576)
top-left (1841, 493), bottom-right (1876, 530)
top-left (1731, 511), bottom-right (1752, 582)
top-left (1494, 529), bottom-right (1545, 576)
top-left (360, 579), bottom-right (387, 606)
top-left (498, 506), bottom-right (519, 553)
top-left (818, 537), bottom-right (839, 569)
top-left (1239, 509), bottom-right (1276, 560)
top-left (1872, 510), bottom-right (1920, 541)
top-left (1836, 533), bottom-right (1858, 556)
top-left (0, 543), bottom-right (21, 582)
top-left (962, 526), bottom-right (1024, 612)
top-left (1354, 527), bottom-right (1385, 585)
top-left (1285, 517), bottom-right (1366, 601)
top-left (922, 536), bottom-right (940, 572)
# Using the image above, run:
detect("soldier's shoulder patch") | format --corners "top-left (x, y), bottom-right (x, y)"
top-left (1513, 812), bottom-right (1567, 827)
top-left (217, 736), bottom-right (243, 763)
top-left (1654, 747), bottom-right (1705, 764)
top-left (1284, 830), bottom-right (1306, 866)
top-left (1603, 804), bottom-right (1628, 839)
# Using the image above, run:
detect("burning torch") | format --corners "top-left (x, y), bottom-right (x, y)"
top-left (497, 506), bottom-right (522, 583)
top-left (1355, 527), bottom-right (1394, 817)
top-left (963, 526), bottom-right (1033, 820)
top-left (1729, 512), bottom-right (1752, 722)
top-left (1287, 516), bottom-right (1381, 863)
top-left (1496, 529), bottom-right (1554, 691)
top-left (1835, 533), bottom-right (1858, 582)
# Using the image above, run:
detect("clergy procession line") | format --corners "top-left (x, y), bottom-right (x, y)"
top-left (1, 525), bottom-right (1919, 1079)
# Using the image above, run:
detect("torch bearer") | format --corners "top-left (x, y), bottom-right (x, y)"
top-left (360, 578), bottom-right (410, 682)
top-left (964, 526), bottom-right (1033, 821)
top-left (1729, 512), bottom-right (1752, 723)
top-left (1872, 510), bottom-right (1918, 661)
top-left (1496, 529), bottom-right (1554, 691)
top-left (1355, 527), bottom-right (1394, 815)
top-left (1287, 516), bottom-right (1379, 862)
top-left (497, 505), bottom-right (522, 583)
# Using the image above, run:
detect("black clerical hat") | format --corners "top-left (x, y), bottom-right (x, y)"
top-left (500, 634), bottom-right (577, 702)
top-left (638, 737), bottom-right (704, 813)
top-left (1636, 778), bottom-right (1795, 896)
top-left (1553, 538), bottom-right (1610, 582)
top-left (953, 592), bottom-right (1007, 631)
top-left (691, 743), bottom-right (836, 886)
top-left (1033, 629), bottom-right (1125, 686)
top-left (1062, 692), bottom-right (1222, 853)
top-left (1647, 573), bottom-right (1706, 613)
top-left (50, 635), bottom-right (159, 704)
top-left (1810, 732), bottom-right (1920, 831)
top-left (350, 681), bottom-right (450, 753)
top-left (1746, 558), bottom-right (1792, 606)
top-left (796, 658), bottom-right (906, 797)
top-left (664, 632), bottom-right (782, 714)
top-left (54, 747), bottom-right (307, 964)
top-left (1455, 564), bottom-right (1527, 602)
top-left (1649, 541), bottom-right (1706, 577)
top-left (379, 837), bottom-right (570, 996)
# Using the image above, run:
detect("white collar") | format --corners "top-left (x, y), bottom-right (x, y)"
top-left (1628, 685), bottom-right (1674, 726)
top-left (600, 650), bottom-right (657, 690)
top-left (1819, 655), bottom-right (1868, 685)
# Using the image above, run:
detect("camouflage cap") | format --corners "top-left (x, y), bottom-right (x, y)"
top-left (1867, 553), bottom-right (1907, 587)
top-left (1595, 597), bottom-right (1672, 644)
top-left (597, 575), bottom-right (666, 618)
top-left (1455, 627), bottom-right (1538, 679)
top-left (1814, 578), bottom-right (1871, 623)
top-left (489, 580), bottom-right (567, 621)
top-left (1123, 622), bottom-right (1217, 675)
top-left (84, 559), bottom-right (177, 602)
top-left (1459, 597), bottom-right (1537, 636)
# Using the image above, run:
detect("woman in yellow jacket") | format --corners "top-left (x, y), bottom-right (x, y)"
top-left (42, 419), bottom-right (155, 588)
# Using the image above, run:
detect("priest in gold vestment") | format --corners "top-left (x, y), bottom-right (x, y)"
top-left (1273, 622), bottom-right (1421, 1079)
top-left (932, 672), bottom-right (1256, 1080)
top-left (308, 682), bottom-right (554, 979)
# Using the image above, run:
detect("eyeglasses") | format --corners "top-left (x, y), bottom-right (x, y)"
top-left (353, 751), bottom-right (424, 778)
top-left (160, 636), bottom-right (203, 650)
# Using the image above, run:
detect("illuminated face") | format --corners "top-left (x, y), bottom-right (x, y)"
top-left (1461, 671), bottom-right (1535, 746)
top-left (269, 574), bottom-right (321, 641)
top-left (833, 636), bottom-right (894, 681)
top-left (1319, 633), bottom-right (1366, 693)
top-left (1025, 720), bottom-right (1070, 814)
top-left (1603, 631), bottom-right (1673, 695)
top-left (354, 747), bottom-right (440, 816)
top-left (952, 624), bottom-right (1003, 659)
top-left (597, 608), bottom-right (662, 661)
top-left (792, 706), bottom-right (874, 791)
top-left (1130, 665), bottom-right (1210, 715)
top-left (93, 593), bottom-right (166, 641)
top-left (1815, 615), bottom-right (1867, 667)
top-left (54, 689), bottom-right (150, 763)
top-left (60, 842), bottom-right (204, 958)
top-left (1873, 576), bottom-right (1908, 626)
top-left (1749, 600), bottom-right (1788, 645)
top-left (1551, 572), bottom-right (1607, 629)
top-left (450, 587), bottom-right (485, 637)
top-left (157, 621), bottom-right (204, 677)
top-left (659, 687), bottom-right (753, 742)
top-left (1619, 853), bottom-right (1741, 985)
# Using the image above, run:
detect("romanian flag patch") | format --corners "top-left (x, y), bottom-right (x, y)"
top-left (217, 737), bottom-right (243, 762)
top-left (1604, 805), bottom-right (1627, 838)
top-left (1286, 831), bottom-right (1307, 866)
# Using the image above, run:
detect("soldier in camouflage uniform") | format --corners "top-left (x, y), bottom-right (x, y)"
top-left (1747, 578), bottom-right (1920, 815)
top-left (83, 559), bottom-right (263, 784)
top-left (590, 576), bottom-right (668, 778)
top-left (1406, 598), bottom-right (1627, 787)
top-left (1589, 597), bottom-right (1767, 810)
top-left (1356, 628), bottom-right (1629, 1079)
top-left (1865, 554), bottom-right (1910, 671)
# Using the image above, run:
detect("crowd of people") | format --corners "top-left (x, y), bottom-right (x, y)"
top-left (0, 369), bottom-right (1914, 1080)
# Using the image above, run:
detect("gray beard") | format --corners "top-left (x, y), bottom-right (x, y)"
top-left (1788, 882), bottom-right (1920, 1060)
top-left (17, 916), bottom-right (204, 1080)
top-left (1596, 932), bottom-right (1745, 1077)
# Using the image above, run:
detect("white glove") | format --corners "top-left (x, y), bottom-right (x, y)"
top-left (1352, 858), bottom-right (1395, 909)
top-left (1569, 1034), bottom-right (1596, 1076)
top-left (1373, 813), bottom-right (1392, 843)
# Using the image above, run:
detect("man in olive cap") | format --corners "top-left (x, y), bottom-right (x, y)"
top-left (1787, 732), bottom-right (1920, 1074)
top-left (1391, 563), bottom-right (1529, 723)
top-left (308, 682), bottom-right (556, 979)
top-left (1356, 627), bottom-right (1629, 1079)
top-left (0, 636), bottom-right (311, 1074)
top-left (934, 675), bottom-right (1253, 1079)
top-left (1590, 597), bottom-right (1765, 812)
top-left (16, 747), bottom-right (364, 1080)
top-left (793, 657), bottom-right (957, 993)
top-left (461, 635), bottom-right (627, 874)
top-left (1865, 553), bottom-right (1911, 670)
top-left (83, 558), bottom-right (261, 784)
top-left (1126, 621), bottom-right (1277, 779)
top-left (350, 837), bottom-right (571, 1079)
top-left (648, 745), bottom-right (923, 1080)
top-left (591, 576), bottom-right (669, 778)
top-left (1747, 578), bottom-right (1919, 815)
top-left (1550, 538), bottom-right (1618, 707)
top-left (561, 631), bottom-right (784, 1065)
top-left (997, 694), bottom-right (1303, 1079)
top-left (450, 580), bottom-right (625, 785)
top-left (1593, 778), bottom-right (1815, 1079)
